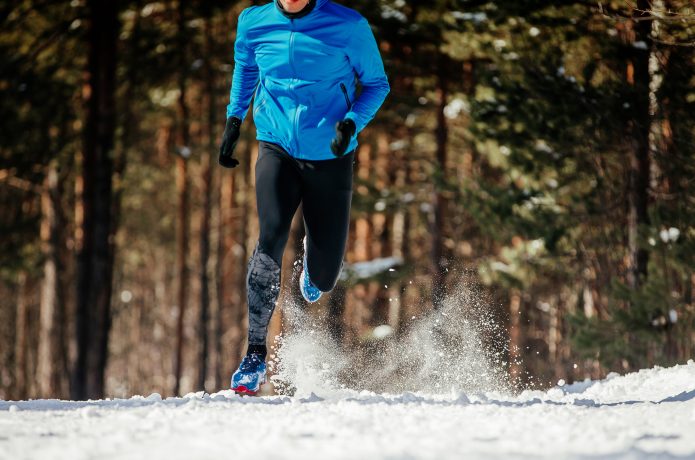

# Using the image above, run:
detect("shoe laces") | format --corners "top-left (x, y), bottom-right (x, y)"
top-left (240, 353), bottom-right (264, 372)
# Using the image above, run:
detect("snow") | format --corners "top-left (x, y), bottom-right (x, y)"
top-left (339, 256), bottom-right (403, 281)
top-left (493, 39), bottom-right (507, 51)
top-left (380, 5), bottom-right (407, 23)
top-left (451, 11), bottom-right (488, 24)
top-left (3, 287), bottom-right (695, 459)
top-left (660, 227), bottom-right (680, 243)
top-left (1, 361), bottom-right (694, 459)
top-left (444, 98), bottom-right (469, 119)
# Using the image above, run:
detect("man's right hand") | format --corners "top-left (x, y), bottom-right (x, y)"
top-left (219, 117), bottom-right (242, 168)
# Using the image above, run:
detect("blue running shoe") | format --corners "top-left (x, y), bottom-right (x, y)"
top-left (231, 353), bottom-right (266, 396)
top-left (300, 242), bottom-right (322, 303)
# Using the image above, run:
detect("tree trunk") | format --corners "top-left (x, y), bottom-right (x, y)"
top-left (508, 289), bottom-right (523, 387)
top-left (173, 0), bottom-right (192, 397)
top-left (113, 0), bottom-right (143, 396)
top-left (73, 0), bottom-right (119, 400)
top-left (647, 0), bottom-right (670, 197)
top-left (15, 272), bottom-right (29, 400)
top-left (625, 0), bottom-right (652, 289)
top-left (431, 55), bottom-right (449, 309)
top-left (37, 166), bottom-right (68, 398)
top-left (354, 143), bottom-right (374, 262)
top-left (173, 103), bottom-right (190, 396)
top-left (327, 284), bottom-right (346, 345)
top-left (373, 133), bottom-right (393, 326)
top-left (173, 0), bottom-right (191, 396)
top-left (196, 14), bottom-right (215, 392)
top-left (283, 206), bottom-right (306, 318)
top-left (233, 136), bottom-right (254, 361)
top-left (215, 170), bottom-right (235, 389)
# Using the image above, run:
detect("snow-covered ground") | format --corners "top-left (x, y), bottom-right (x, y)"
top-left (2, 361), bottom-right (695, 460)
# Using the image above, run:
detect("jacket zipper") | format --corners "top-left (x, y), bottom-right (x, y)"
top-left (289, 19), bottom-right (301, 157)
top-left (340, 83), bottom-right (352, 110)
top-left (288, 21), bottom-right (297, 76)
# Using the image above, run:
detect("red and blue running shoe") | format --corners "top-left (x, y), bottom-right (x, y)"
top-left (231, 353), bottom-right (266, 396)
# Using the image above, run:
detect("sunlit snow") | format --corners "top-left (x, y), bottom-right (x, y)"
top-left (3, 283), bottom-right (695, 459)
top-left (2, 361), bottom-right (694, 459)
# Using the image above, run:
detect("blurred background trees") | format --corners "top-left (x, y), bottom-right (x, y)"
top-left (0, 0), bottom-right (693, 399)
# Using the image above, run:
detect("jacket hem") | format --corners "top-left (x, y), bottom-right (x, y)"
top-left (256, 134), bottom-right (358, 161)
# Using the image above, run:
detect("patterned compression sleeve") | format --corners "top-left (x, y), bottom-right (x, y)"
top-left (246, 244), bottom-right (281, 346)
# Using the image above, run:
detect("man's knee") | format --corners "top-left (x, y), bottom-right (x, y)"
top-left (258, 221), bottom-right (288, 265)
top-left (309, 261), bottom-right (343, 293)
top-left (314, 277), bottom-right (335, 293)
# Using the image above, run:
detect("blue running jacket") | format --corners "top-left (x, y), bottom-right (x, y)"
top-left (226, 0), bottom-right (390, 160)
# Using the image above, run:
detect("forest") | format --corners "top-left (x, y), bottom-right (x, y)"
top-left (0, 0), bottom-right (693, 401)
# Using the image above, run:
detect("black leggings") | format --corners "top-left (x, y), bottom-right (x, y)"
top-left (246, 141), bottom-right (353, 346)
top-left (256, 141), bottom-right (353, 290)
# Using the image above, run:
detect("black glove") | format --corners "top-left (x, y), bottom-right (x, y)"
top-left (218, 116), bottom-right (242, 168)
top-left (330, 119), bottom-right (356, 157)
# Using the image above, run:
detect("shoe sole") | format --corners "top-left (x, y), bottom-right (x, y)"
top-left (300, 270), bottom-right (321, 303)
top-left (232, 379), bottom-right (266, 396)
top-left (233, 385), bottom-right (258, 396)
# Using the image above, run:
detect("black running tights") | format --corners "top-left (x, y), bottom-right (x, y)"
top-left (246, 141), bottom-right (353, 346)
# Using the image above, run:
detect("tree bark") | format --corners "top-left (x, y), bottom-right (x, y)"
top-left (393, 137), bottom-right (412, 335)
top-left (508, 289), bottom-right (523, 387)
top-left (431, 55), bottom-right (449, 309)
top-left (354, 143), bottom-right (374, 262)
top-left (37, 165), bottom-right (68, 398)
top-left (73, 0), bottom-right (119, 400)
top-left (15, 271), bottom-right (29, 400)
top-left (625, 0), bottom-right (652, 289)
top-left (288, 207), bottom-right (306, 306)
top-left (327, 284), bottom-right (346, 345)
top-left (215, 170), bottom-right (235, 389)
top-left (196, 14), bottom-right (215, 392)
top-left (233, 136), bottom-right (254, 361)
top-left (173, 0), bottom-right (191, 397)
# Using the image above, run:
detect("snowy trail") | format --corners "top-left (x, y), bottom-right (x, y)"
top-left (2, 362), bottom-right (695, 460)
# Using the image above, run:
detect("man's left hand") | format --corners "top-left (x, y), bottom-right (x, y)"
top-left (330, 119), bottom-right (356, 157)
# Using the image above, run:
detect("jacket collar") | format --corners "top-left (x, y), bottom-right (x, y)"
top-left (275, 0), bottom-right (327, 19)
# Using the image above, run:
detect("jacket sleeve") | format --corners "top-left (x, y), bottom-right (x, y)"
top-left (345, 18), bottom-right (390, 134)
top-left (226, 9), bottom-right (260, 121)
